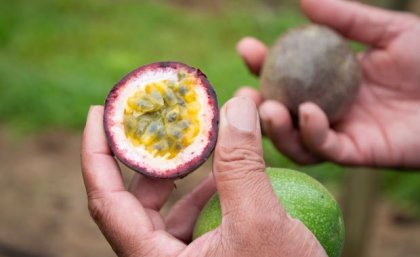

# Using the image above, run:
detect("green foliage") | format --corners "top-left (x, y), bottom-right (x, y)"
top-left (0, 0), bottom-right (306, 131)
top-left (383, 170), bottom-right (420, 215)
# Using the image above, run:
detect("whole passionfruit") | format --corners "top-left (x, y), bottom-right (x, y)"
top-left (261, 24), bottom-right (361, 123)
top-left (193, 168), bottom-right (345, 257)
top-left (104, 62), bottom-right (218, 179)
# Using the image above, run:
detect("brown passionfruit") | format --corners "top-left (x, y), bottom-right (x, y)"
top-left (104, 62), bottom-right (218, 179)
top-left (261, 24), bottom-right (361, 123)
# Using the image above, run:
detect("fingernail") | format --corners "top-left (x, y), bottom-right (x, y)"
top-left (236, 37), bottom-right (249, 55)
top-left (226, 97), bottom-right (257, 132)
top-left (87, 105), bottom-right (94, 115)
top-left (88, 105), bottom-right (101, 117)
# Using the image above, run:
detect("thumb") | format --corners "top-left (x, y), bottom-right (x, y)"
top-left (213, 97), bottom-right (280, 221)
top-left (301, 0), bottom-right (405, 47)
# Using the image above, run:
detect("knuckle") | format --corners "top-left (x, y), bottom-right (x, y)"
top-left (239, 209), bottom-right (283, 234)
top-left (87, 191), bottom-right (110, 223)
top-left (119, 233), bottom-right (157, 257)
top-left (225, 216), bottom-right (282, 253)
top-left (254, 214), bottom-right (285, 243)
top-left (216, 145), bottom-right (265, 175)
top-left (86, 189), bottom-right (126, 224)
top-left (226, 195), bottom-right (283, 231)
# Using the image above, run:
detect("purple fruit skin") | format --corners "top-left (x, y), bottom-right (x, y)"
top-left (261, 25), bottom-right (361, 123)
top-left (104, 62), bottom-right (219, 179)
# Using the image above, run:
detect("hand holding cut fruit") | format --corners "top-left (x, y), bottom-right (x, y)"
top-left (237, 0), bottom-right (420, 168)
top-left (80, 97), bottom-right (330, 257)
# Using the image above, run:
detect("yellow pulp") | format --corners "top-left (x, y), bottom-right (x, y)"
top-left (123, 72), bottom-right (201, 159)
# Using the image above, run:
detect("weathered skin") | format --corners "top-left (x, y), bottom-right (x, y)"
top-left (261, 25), bottom-right (361, 123)
top-left (193, 168), bottom-right (345, 257)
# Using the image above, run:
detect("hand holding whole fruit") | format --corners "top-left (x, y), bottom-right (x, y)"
top-left (260, 24), bottom-right (361, 124)
top-left (237, 0), bottom-right (420, 169)
top-left (193, 167), bottom-right (344, 257)
top-left (81, 97), bottom-right (331, 257)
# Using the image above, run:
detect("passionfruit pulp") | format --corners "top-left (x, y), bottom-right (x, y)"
top-left (104, 62), bottom-right (218, 179)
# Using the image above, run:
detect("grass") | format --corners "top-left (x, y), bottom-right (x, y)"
top-left (0, 0), bottom-right (305, 131)
top-left (1, 0), bottom-right (419, 213)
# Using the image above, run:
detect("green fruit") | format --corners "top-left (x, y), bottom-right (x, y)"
top-left (261, 24), bottom-right (361, 123)
top-left (193, 168), bottom-right (345, 257)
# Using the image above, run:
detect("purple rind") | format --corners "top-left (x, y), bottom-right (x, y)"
top-left (103, 61), bottom-right (219, 179)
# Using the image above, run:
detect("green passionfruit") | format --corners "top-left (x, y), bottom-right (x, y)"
top-left (193, 168), bottom-right (345, 257)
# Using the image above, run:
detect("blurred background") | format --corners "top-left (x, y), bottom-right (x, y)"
top-left (0, 0), bottom-right (420, 256)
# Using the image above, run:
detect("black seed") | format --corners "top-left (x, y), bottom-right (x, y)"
top-left (124, 116), bottom-right (137, 132)
top-left (170, 130), bottom-right (182, 139)
top-left (177, 72), bottom-right (186, 81)
top-left (136, 120), bottom-right (149, 135)
top-left (179, 85), bottom-right (188, 95)
top-left (141, 112), bottom-right (159, 121)
top-left (153, 140), bottom-right (169, 152)
top-left (174, 142), bottom-right (182, 150)
top-left (151, 90), bottom-right (163, 105)
top-left (147, 121), bottom-right (159, 134)
top-left (157, 127), bottom-right (165, 139)
top-left (154, 144), bottom-right (162, 151)
top-left (164, 88), bottom-right (178, 106)
top-left (137, 98), bottom-right (153, 109)
top-left (166, 111), bottom-right (178, 123)
top-left (177, 120), bottom-right (190, 130)
top-left (177, 98), bottom-right (185, 106)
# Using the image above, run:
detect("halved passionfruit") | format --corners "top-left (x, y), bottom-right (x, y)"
top-left (104, 62), bottom-right (218, 179)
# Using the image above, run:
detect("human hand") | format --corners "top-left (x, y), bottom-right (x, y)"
top-left (81, 97), bottom-right (327, 257)
top-left (236, 0), bottom-right (420, 168)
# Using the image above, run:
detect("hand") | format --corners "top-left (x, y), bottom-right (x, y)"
top-left (81, 97), bottom-right (327, 257)
top-left (236, 0), bottom-right (420, 168)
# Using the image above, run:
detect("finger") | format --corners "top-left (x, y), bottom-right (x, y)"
top-left (165, 175), bottom-right (216, 242)
top-left (213, 97), bottom-right (282, 221)
top-left (81, 106), bottom-right (126, 197)
top-left (234, 86), bottom-right (264, 107)
top-left (128, 174), bottom-right (175, 230)
top-left (237, 37), bottom-right (268, 76)
top-left (81, 106), bottom-right (167, 255)
top-left (129, 173), bottom-right (175, 211)
top-left (298, 102), bottom-right (363, 164)
top-left (259, 101), bottom-right (321, 164)
top-left (301, 0), bottom-right (408, 47)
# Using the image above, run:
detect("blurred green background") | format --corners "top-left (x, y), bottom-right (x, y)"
top-left (0, 0), bottom-right (419, 256)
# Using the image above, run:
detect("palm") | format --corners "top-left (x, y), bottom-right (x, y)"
top-left (334, 24), bottom-right (420, 166)
top-left (237, 2), bottom-right (420, 168)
